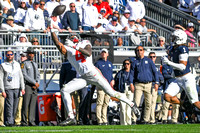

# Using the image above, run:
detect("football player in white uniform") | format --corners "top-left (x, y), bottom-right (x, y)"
top-left (51, 32), bottom-right (141, 126)
top-left (162, 29), bottom-right (200, 111)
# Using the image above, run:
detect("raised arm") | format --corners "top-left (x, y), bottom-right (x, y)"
top-left (51, 32), bottom-right (67, 56)
top-left (78, 44), bottom-right (92, 57)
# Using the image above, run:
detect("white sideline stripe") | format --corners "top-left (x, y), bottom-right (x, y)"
top-left (0, 129), bottom-right (142, 132)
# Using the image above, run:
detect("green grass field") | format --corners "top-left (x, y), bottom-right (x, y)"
top-left (0, 124), bottom-right (199, 133)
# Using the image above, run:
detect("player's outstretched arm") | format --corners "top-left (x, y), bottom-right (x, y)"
top-left (51, 32), bottom-right (67, 56)
top-left (78, 45), bottom-right (92, 57)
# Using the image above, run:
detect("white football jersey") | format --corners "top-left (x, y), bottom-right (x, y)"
top-left (64, 40), bottom-right (94, 75)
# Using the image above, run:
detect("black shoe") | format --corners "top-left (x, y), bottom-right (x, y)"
top-left (149, 122), bottom-right (156, 125)
top-left (59, 118), bottom-right (77, 126)
top-left (21, 123), bottom-right (28, 126)
top-left (98, 123), bottom-right (103, 125)
top-left (102, 122), bottom-right (108, 125)
top-left (132, 101), bottom-right (141, 118)
top-left (29, 122), bottom-right (37, 126)
top-left (162, 120), bottom-right (167, 124)
top-left (140, 121), bottom-right (149, 125)
top-left (132, 121), bottom-right (136, 125)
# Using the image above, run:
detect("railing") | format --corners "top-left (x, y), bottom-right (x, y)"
top-left (141, 0), bottom-right (200, 37)
top-left (1, 31), bottom-right (200, 72)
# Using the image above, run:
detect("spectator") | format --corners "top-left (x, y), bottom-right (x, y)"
top-left (62, 2), bottom-right (83, 32)
top-left (94, 20), bottom-right (106, 32)
top-left (1, 0), bottom-right (15, 15)
top-left (60, 0), bottom-right (75, 13)
top-left (44, 0), bottom-right (60, 17)
top-left (24, 0), bottom-right (46, 32)
top-left (125, 0), bottom-right (145, 23)
top-left (95, 48), bottom-right (114, 125)
top-left (108, 10), bottom-right (120, 23)
top-left (148, 52), bottom-right (164, 124)
top-left (107, 0), bottom-right (125, 12)
top-left (93, 0), bottom-right (112, 19)
top-left (39, 0), bottom-right (49, 29)
top-left (0, 50), bottom-right (25, 126)
top-left (12, 33), bottom-right (32, 62)
top-left (114, 59), bottom-right (134, 125)
top-left (50, 15), bottom-right (66, 32)
top-left (75, 0), bottom-right (84, 23)
top-left (120, 9), bottom-right (130, 28)
top-left (126, 17), bottom-right (141, 33)
top-left (98, 8), bottom-right (109, 28)
top-left (1, 15), bottom-right (25, 31)
top-left (105, 16), bottom-right (123, 32)
top-left (157, 36), bottom-right (166, 48)
top-left (21, 47), bottom-right (40, 126)
top-left (14, 52), bottom-right (27, 126)
top-left (81, 0), bottom-right (98, 31)
top-left (189, 0), bottom-right (200, 17)
top-left (131, 46), bottom-right (159, 124)
top-left (14, 0), bottom-right (28, 26)
top-left (178, 0), bottom-right (192, 15)
top-left (1, 7), bottom-right (8, 24)
top-left (138, 18), bottom-right (156, 33)
top-left (185, 22), bottom-right (196, 47)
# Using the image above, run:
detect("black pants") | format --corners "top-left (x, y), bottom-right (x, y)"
top-left (21, 84), bottom-right (37, 125)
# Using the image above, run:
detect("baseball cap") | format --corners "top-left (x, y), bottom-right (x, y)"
top-left (128, 17), bottom-right (135, 22)
top-left (100, 48), bottom-right (108, 53)
top-left (6, 16), bottom-right (14, 21)
top-left (187, 22), bottom-right (194, 27)
top-left (25, 47), bottom-right (36, 54)
top-left (123, 9), bottom-right (130, 14)
top-left (112, 16), bottom-right (118, 21)
top-left (100, 8), bottom-right (106, 13)
top-left (34, 0), bottom-right (40, 4)
top-left (20, 52), bottom-right (27, 57)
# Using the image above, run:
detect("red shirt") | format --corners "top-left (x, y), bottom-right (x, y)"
top-left (93, 1), bottom-right (113, 17)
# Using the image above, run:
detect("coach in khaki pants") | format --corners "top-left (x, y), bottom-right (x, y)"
top-left (0, 93), bottom-right (5, 127)
top-left (131, 46), bottom-right (159, 124)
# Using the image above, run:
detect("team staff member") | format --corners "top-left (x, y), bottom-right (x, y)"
top-left (131, 46), bottom-right (159, 124)
top-left (0, 50), bottom-right (25, 126)
top-left (148, 52), bottom-right (164, 124)
top-left (114, 59), bottom-right (134, 125)
top-left (95, 48), bottom-right (114, 125)
top-left (21, 47), bottom-right (40, 126)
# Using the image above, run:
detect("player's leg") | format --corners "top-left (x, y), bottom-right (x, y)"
top-left (88, 69), bottom-right (140, 117)
top-left (182, 73), bottom-right (200, 110)
top-left (164, 81), bottom-right (181, 104)
top-left (60, 78), bottom-right (87, 125)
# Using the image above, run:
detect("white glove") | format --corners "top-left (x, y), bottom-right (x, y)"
top-left (65, 39), bottom-right (77, 49)
top-left (161, 56), bottom-right (170, 65)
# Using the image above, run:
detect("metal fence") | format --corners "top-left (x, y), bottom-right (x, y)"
top-left (0, 31), bottom-right (200, 72)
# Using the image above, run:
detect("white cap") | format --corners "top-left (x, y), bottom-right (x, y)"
top-left (123, 9), bottom-right (130, 14)
top-left (187, 22), bottom-right (194, 27)
top-left (100, 48), bottom-right (108, 53)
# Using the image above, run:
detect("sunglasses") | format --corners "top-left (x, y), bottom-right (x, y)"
top-left (33, 40), bottom-right (38, 42)
top-left (70, 6), bottom-right (75, 7)
top-left (7, 54), bottom-right (13, 56)
top-left (189, 26), bottom-right (194, 28)
top-left (124, 63), bottom-right (130, 65)
top-left (136, 49), bottom-right (143, 51)
top-left (150, 56), bottom-right (156, 58)
top-left (114, 12), bottom-right (119, 14)
top-left (159, 40), bottom-right (164, 42)
top-left (40, 4), bottom-right (45, 5)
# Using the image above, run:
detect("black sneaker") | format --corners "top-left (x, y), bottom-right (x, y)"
top-left (132, 101), bottom-right (141, 118)
top-left (59, 118), bottom-right (77, 126)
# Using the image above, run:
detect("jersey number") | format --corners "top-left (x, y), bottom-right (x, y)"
top-left (75, 50), bottom-right (86, 63)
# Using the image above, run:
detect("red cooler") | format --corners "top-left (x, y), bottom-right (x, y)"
top-left (37, 92), bottom-right (61, 122)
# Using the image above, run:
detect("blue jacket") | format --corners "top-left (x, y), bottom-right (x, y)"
top-left (95, 58), bottom-right (114, 83)
top-left (152, 66), bottom-right (164, 86)
top-left (131, 56), bottom-right (159, 84)
top-left (114, 69), bottom-right (134, 93)
top-left (162, 64), bottom-right (175, 91)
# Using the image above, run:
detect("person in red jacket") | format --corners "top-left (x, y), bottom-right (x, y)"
top-left (93, 0), bottom-right (112, 19)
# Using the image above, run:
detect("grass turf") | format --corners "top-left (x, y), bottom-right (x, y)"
top-left (0, 124), bottom-right (199, 133)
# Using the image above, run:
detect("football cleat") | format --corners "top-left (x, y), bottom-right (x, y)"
top-left (59, 118), bottom-right (77, 126)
